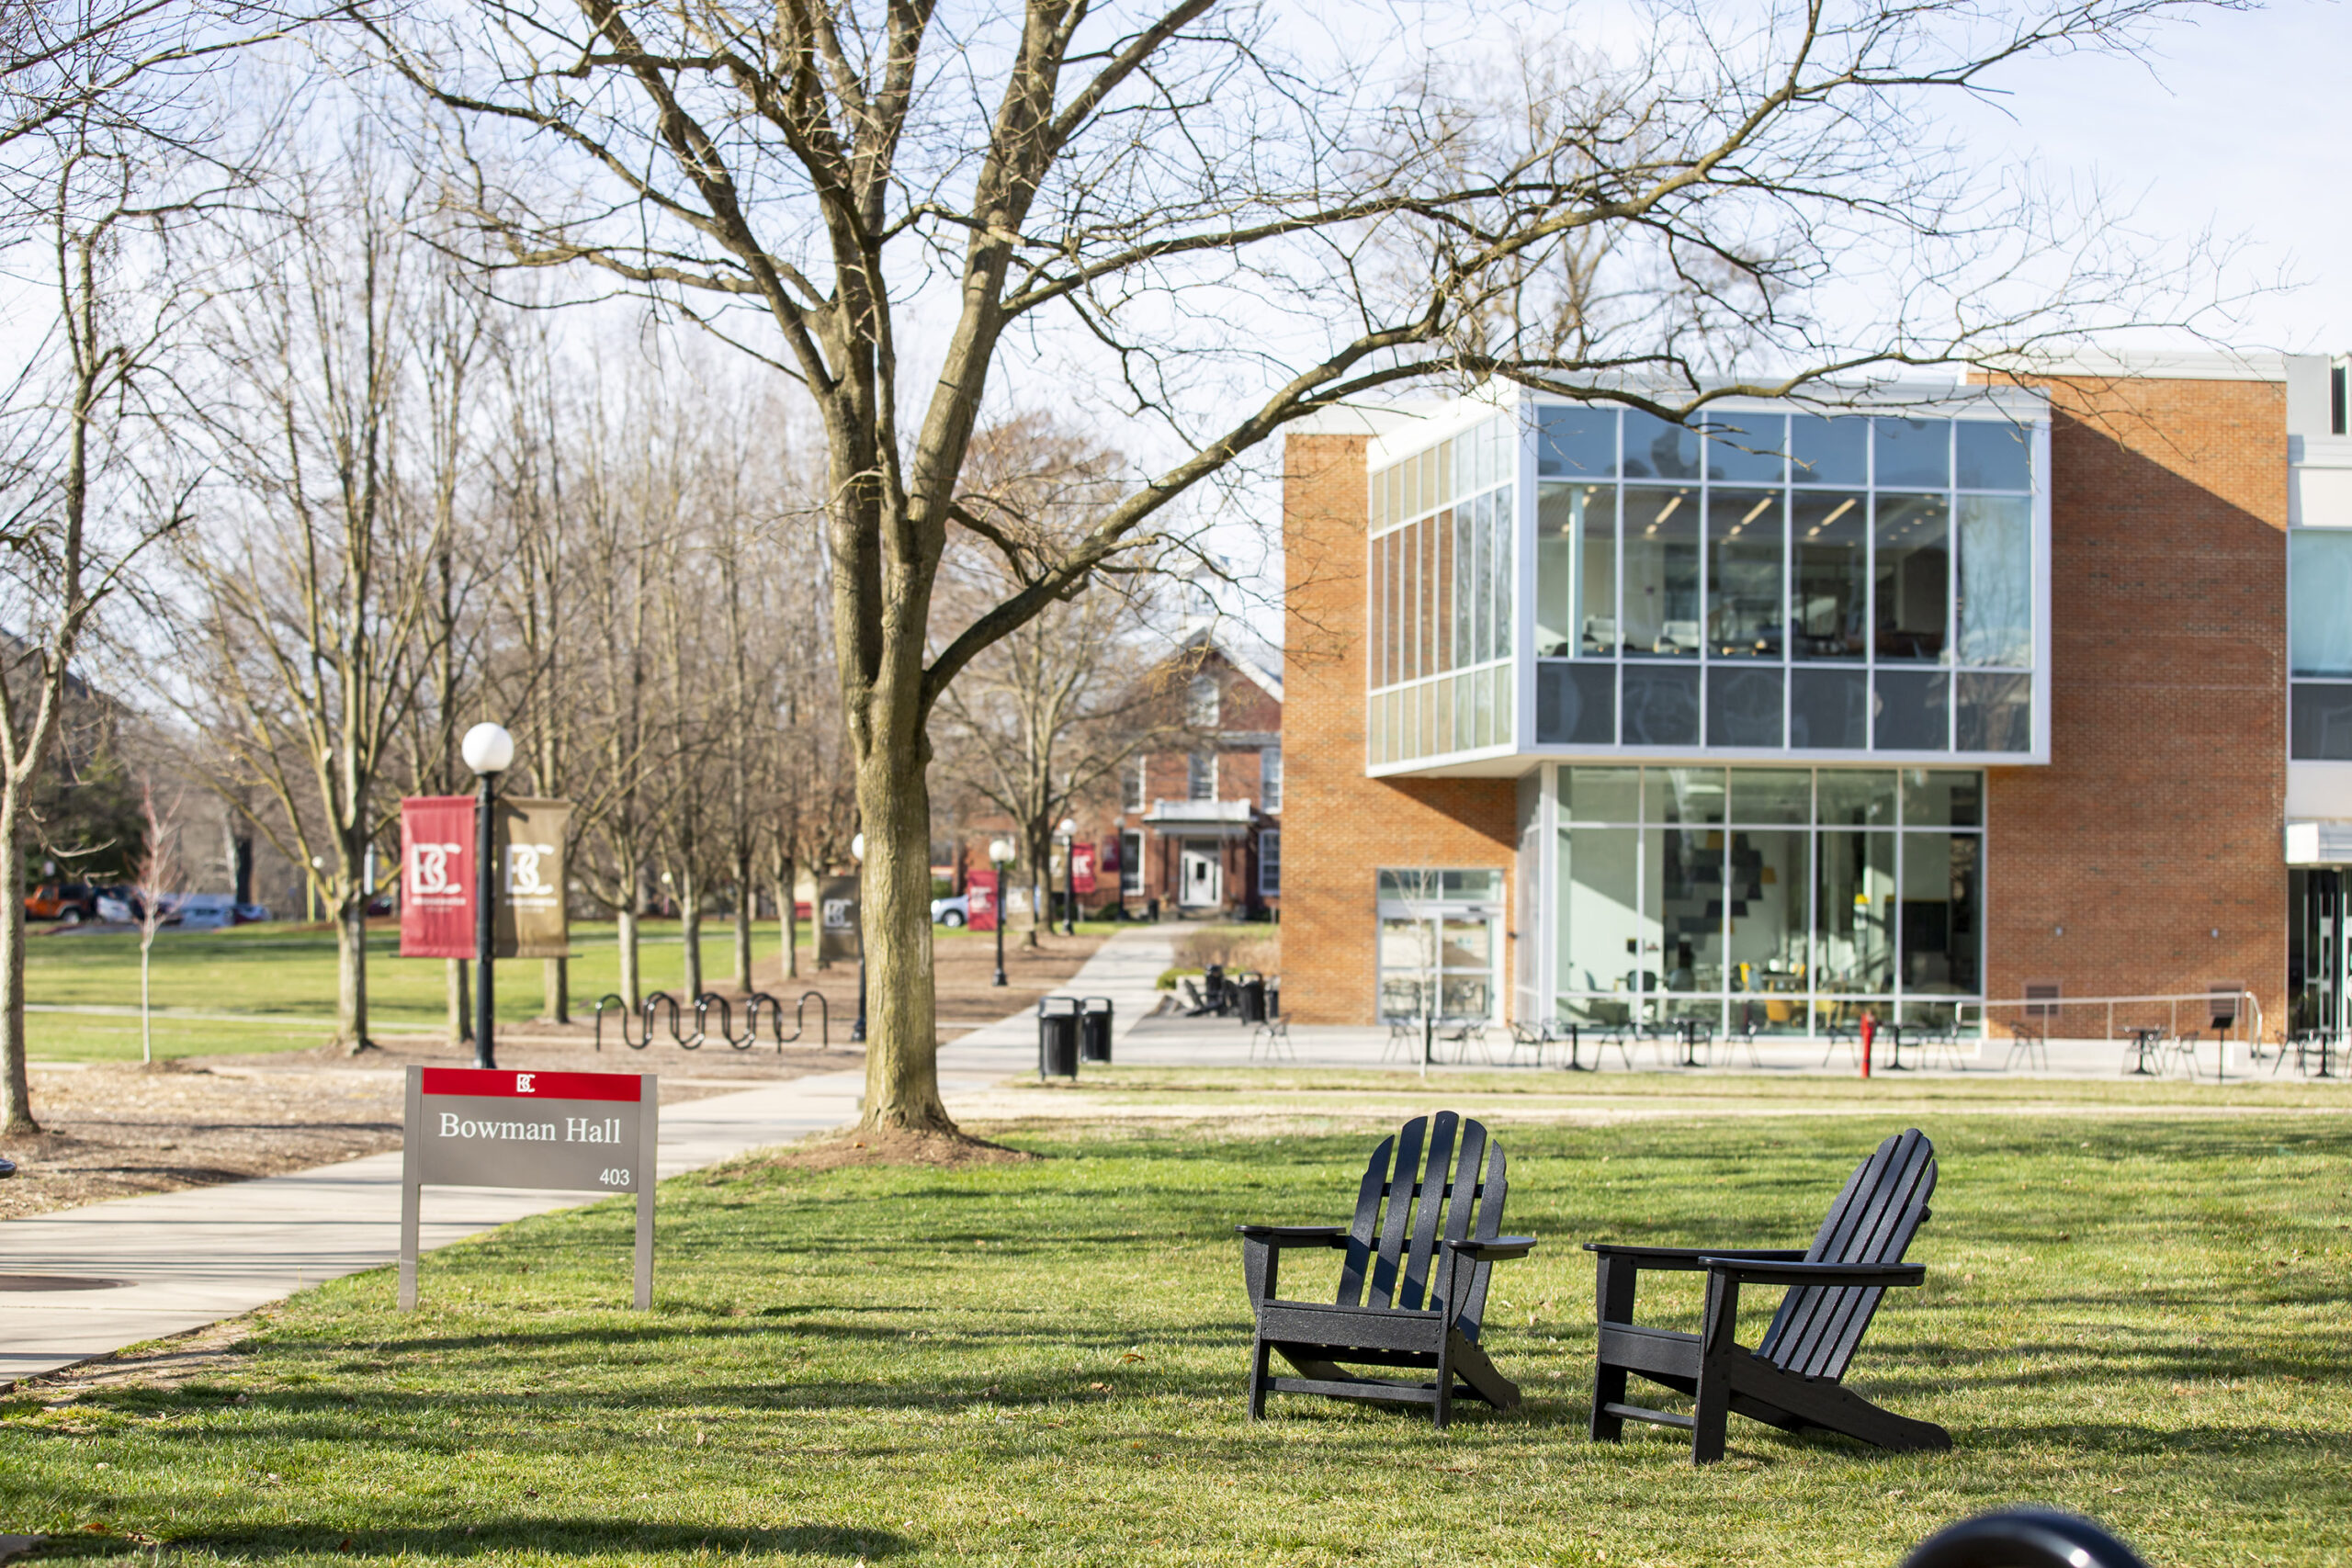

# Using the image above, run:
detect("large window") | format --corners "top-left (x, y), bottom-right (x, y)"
top-left (1260, 745), bottom-right (1283, 811)
top-left (2290, 529), bottom-right (2352, 760)
top-left (1532, 408), bottom-right (2036, 756)
top-left (1376, 869), bottom-right (1504, 1022)
top-left (1259, 829), bottom-right (1281, 896)
top-left (1550, 765), bottom-right (1982, 1034)
top-left (1187, 751), bottom-right (1215, 800)
top-left (1367, 412), bottom-right (1517, 764)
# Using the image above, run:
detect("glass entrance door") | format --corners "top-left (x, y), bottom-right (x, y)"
top-left (1375, 870), bottom-right (1503, 1022)
top-left (2290, 869), bottom-right (2346, 1040)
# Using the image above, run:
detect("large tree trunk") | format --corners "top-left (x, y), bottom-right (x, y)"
top-left (616, 904), bottom-right (641, 1010)
top-left (543, 957), bottom-right (568, 1023)
top-left (855, 750), bottom-right (949, 1133)
top-left (679, 867), bottom-right (702, 999)
top-left (446, 957), bottom-right (469, 1043)
top-left (0, 815), bottom-right (37, 1134)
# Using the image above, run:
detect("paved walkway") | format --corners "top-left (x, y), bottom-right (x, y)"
top-left (0, 927), bottom-right (1175, 1384)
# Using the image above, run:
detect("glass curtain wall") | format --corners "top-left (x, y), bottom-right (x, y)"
top-left (1532, 407), bottom-right (2037, 755)
top-left (2290, 529), bottom-right (2352, 759)
top-left (1554, 765), bottom-right (1984, 1034)
top-left (1368, 413), bottom-right (1518, 764)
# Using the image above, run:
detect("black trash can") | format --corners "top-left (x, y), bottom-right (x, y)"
top-left (1037, 995), bottom-right (1080, 1080)
top-left (1236, 976), bottom-right (1267, 1025)
top-left (1079, 996), bottom-right (1114, 1064)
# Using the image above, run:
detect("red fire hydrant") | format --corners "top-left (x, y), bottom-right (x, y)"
top-left (1860, 1012), bottom-right (1876, 1079)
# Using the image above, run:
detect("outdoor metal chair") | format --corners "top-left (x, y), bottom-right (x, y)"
top-left (1249, 1018), bottom-right (1294, 1063)
top-left (2002, 1021), bottom-right (2048, 1072)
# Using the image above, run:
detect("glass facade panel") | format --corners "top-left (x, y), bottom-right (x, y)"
top-left (1546, 766), bottom-right (1981, 1031)
top-left (1875, 670), bottom-right (1949, 751)
top-left (1790, 667), bottom-right (1868, 749)
top-left (1707, 665), bottom-right (1784, 747)
top-left (1900, 832), bottom-right (1980, 996)
top-left (1899, 768), bottom-right (1982, 828)
top-left (1956, 419), bottom-right (2032, 491)
top-left (1726, 829), bottom-right (1810, 1033)
top-left (1537, 405), bottom-right (1615, 479)
top-left (1729, 769), bottom-right (1811, 824)
top-left (1955, 672), bottom-right (2030, 752)
top-left (1645, 767), bottom-right (1726, 826)
top-left (1563, 766), bottom-right (1641, 822)
top-left (1623, 411), bottom-right (1702, 479)
top-left (1536, 660), bottom-right (1614, 745)
top-left (1706, 413), bottom-right (1787, 484)
top-left (1792, 492), bottom-right (1868, 659)
top-left (1815, 827), bottom-right (1895, 994)
top-left (1873, 494), bottom-right (1949, 660)
top-left (1792, 414), bottom-right (1867, 486)
top-left (2290, 530), bottom-right (2352, 676)
top-left (1957, 496), bottom-right (2032, 667)
top-left (1708, 491), bottom-right (1782, 657)
top-left (1623, 663), bottom-right (1700, 746)
top-left (1622, 486), bottom-right (1700, 654)
top-left (2291, 682), bottom-right (2352, 761)
top-left (1873, 418), bottom-right (1951, 489)
top-left (1817, 769), bottom-right (1896, 826)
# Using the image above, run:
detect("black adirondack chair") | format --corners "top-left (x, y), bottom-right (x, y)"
top-left (1238, 1111), bottom-right (1535, 1428)
top-left (1585, 1127), bottom-right (1949, 1463)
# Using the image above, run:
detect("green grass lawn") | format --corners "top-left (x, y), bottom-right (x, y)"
top-left (7, 1107), bottom-right (2346, 1564)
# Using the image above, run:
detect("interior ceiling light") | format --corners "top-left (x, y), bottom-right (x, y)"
top-left (1741, 496), bottom-right (1773, 525)
top-left (1657, 496), bottom-right (1683, 524)
top-left (1823, 498), bottom-right (1857, 525)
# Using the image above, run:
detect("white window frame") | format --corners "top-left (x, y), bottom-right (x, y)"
top-left (1123, 754), bottom-right (1148, 812)
top-left (1188, 750), bottom-right (1216, 801)
top-left (1260, 745), bottom-right (1283, 811)
top-left (1188, 673), bottom-right (1221, 728)
top-left (1259, 829), bottom-right (1281, 897)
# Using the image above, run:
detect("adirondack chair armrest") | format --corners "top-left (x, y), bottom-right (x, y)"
top-left (1445, 1235), bottom-right (1537, 1262)
top-left (1583, 1242), bottom-right (1805, 1272)
top-left (1234, 1224), bottom-right (1350, 1247)
top-left (1694, 1257), bottom-right (1927, 1287)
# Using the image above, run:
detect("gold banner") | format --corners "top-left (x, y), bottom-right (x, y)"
top-left (495, 798), bottom-right (571, 959)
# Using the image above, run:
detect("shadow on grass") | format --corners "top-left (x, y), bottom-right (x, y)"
top-left (53, 1521), bottom-right (905, 1562)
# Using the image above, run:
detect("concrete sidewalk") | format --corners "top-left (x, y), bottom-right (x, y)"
top-left (0, 925), bottom-right (1179, 1384)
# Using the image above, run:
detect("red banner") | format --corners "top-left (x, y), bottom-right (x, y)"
top-left (401, 795), bottom-right (477, 957)
top-left (419, 1067), bottom-right (644, 1102)
top-left (967, 869), bottom-right (998, 932)
top-left (1071, 842), bottom-right (1098, 895)
top-left (1100, 837), bottom-right (1120, 873)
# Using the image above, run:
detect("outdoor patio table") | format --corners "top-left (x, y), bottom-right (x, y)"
top-left (2126, 1025), bottom-right (2165, 1076)
top-left (1876, 1021), bottom-right (1909, 1071)
top-left (1673, 1018), bottom-right (1708, 1066)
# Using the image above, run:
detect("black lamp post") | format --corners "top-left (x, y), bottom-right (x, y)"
top-left (989, 837), bottom-right (1014, 987)
top-left (1057, 816), bottom-right (1078, 936)
top-left (461, 721), bottom-right (514, 1071)
top-left (849, 831), bottom-right (866, 1043)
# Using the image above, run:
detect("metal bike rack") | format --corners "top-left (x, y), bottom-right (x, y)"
top-left (595, 987), bottom-right (831, 1052)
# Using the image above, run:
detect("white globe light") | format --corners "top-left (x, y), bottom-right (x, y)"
top-left (850, 832), bottom-right (865, 862)
top-left (1057, 817), bottom-right (1077, 838)
top-left (989, 838), bottom-right (1015, 865)
top-left (461, 722), bottom-right (515, 775)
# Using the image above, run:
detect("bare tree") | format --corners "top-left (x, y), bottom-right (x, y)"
top-left (0, 107), bottom-right (215, 1133)
top-left (131, 778), bottom-right (185, 1064)
top-left (180, 158), bottom-right (455, 1053)
top-left (366, 0), bottom-right (2235, 1135)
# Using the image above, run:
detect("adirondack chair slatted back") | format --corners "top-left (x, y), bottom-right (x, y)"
top-left (1335, 1112), bottom-right (1509, 1331)
top-left (1758, 1128), bottom-right (1937, 1382)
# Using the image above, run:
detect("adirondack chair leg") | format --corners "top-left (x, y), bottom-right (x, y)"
top-left (1690, 1270), bottom-right (1741, 1465)
top-left (1589, 1254), bottom-right (1636, 1442)
top-left (1433, 1333), bottom-right (1454, 1430)
top-left (1247, 1336), bottom-right (1272, 1420)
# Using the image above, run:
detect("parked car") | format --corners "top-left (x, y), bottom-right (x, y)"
top-left (25, 882), bottom-right (98, 923)
top-left (94, 886), bottom-right (143, 923)
top-left (930, 894), bottom-right (969, 927)
top-left (174, 893), bottom-right (238, 930)
top-left (234, 904), bottom-right (272, 924)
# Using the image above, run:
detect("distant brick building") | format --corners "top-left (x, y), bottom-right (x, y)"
top-left (1110, 629), bottom-right (1283, 919)
top-left (1282, 354), bottom-right (2346, 1041)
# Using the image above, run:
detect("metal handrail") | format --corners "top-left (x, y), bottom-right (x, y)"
top-left (1960, 989), bottom-right (2262, 1052)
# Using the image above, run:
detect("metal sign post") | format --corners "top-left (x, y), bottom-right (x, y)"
top-left (400, 1066), bottom-right (659, 1311)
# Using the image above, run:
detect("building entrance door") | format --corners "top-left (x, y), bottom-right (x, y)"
top-left (2290, 869), bottom-right (2346, 1042)
top-left (1179, 840), bottom-right (1223, 908)
top-left (1374, 870), bottom-right (1503, 1023)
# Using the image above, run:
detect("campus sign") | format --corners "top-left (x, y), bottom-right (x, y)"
top-left (1071, 842), bottom-right (1097, 895)
top-left (398, 796), bottom-right (573, 959)
top-left (818, 873), bottom-right (862, 965)
top-left (400, 1066), bottom-right (657, 1310)
top-left (967, 868), bottom-right (998, 932)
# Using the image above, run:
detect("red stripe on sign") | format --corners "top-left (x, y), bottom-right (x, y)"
top-left (419, 1068), bottom-right (644, 1102)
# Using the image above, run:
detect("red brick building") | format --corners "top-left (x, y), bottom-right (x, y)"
top-left (1110, 630), bottom-right (1283, 919)
top-left (1283, 355), bottom-right (2349, 1043)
